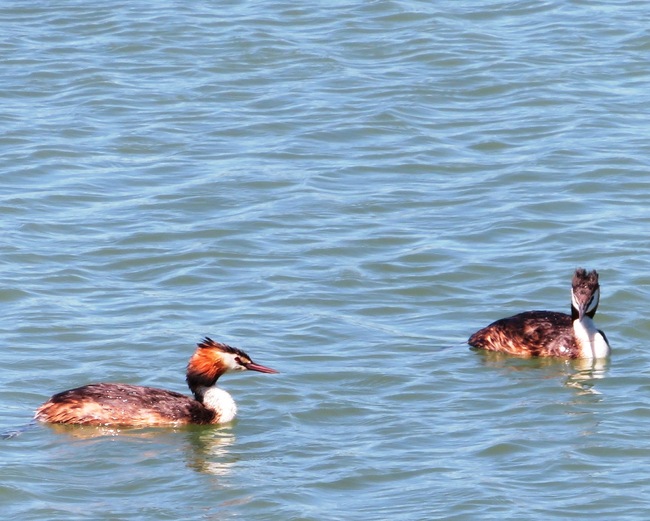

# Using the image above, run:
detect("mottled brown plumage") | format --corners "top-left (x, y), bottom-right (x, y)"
top-left (468, 269), bottom-right (610, 359)
top-left (469, 310), bottom-right (576, 357)
top-left (35, 383), bottom-right (218, 426)
top-left (35, 338), bottom-right (277, 427)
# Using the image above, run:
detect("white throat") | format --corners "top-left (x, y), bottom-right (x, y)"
top-left (198, 386), bottom-right (238, 424)
top-left (573, 316), bottom-right (610, 359)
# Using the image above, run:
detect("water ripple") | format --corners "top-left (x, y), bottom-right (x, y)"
top-left (2, 1), bottom-right (650, 519)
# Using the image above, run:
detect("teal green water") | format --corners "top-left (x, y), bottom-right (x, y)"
top-left (2, 1), bottom-right (650, 519)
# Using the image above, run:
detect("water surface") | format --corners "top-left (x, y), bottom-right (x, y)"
top-left (2, 1), bottom-right (650, 520)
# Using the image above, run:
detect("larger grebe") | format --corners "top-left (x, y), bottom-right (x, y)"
top-left (468, 268), bottom-right (610, 358)
top-left (35, 338), bottom-right (278, 426)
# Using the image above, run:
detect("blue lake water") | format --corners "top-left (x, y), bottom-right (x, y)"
top-left (2, 1), bottom-right (650, 519)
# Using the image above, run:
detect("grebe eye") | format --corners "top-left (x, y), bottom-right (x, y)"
top-left (234, 356), bottom-right (250, 367)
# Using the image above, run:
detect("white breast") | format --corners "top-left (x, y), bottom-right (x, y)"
top-left (201, 387), bottom-right (238, 423)
top-left (573, 316), bottom-right (610, 359)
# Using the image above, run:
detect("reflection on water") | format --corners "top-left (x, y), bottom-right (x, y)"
top-left (474, 349), bottom-right (609, 395)
top-left (40, 422), bottom-right (136, 439)
top-left (184, 426), bottom-right (237, 476)
top-left (565, 357), bottom-right (609, 395)
top-left (37, 422), bottom-right (238, 476)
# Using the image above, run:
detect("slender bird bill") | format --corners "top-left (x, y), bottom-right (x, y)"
top-left (243, 362), bottom-right (279, 374)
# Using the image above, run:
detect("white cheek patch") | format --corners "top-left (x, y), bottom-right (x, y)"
top-left (221, 352), bottom-right (242, 371)
top-left (586, 288), bottom-right (600, 314)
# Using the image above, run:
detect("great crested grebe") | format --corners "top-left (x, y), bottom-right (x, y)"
top-left (35, 338), bottom-right (278, 426)
top-left (468, 268), bottom-right (610, 359)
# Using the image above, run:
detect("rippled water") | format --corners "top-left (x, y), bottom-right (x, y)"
top-left (3, 1), bottom-right (650, 519)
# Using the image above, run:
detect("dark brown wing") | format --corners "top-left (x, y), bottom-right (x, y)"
top-left (468, 311), bottom-right (576, 357)
top-left (35, 383), bottom-right (216, 426)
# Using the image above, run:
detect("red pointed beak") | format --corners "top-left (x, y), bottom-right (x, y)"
top-left (244, 362), bottom-right (279, 374)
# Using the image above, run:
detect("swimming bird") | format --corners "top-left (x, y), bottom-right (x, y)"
top-left (35, 337), bottom-right (278, 426)
top-left (468, 268), bottom-right (610, 358)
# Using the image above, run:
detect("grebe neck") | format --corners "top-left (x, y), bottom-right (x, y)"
top-left (573, 315), bottom-right (610, 359)
top-left (187, 372), bottom-right (220, 398)
top-left (195, 385), bottom-right (237, 424)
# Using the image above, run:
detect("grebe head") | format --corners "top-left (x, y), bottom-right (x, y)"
top-left (186, 338), bottom-right (277, 397)
top-left (571, 268), bottom-right (600, 321)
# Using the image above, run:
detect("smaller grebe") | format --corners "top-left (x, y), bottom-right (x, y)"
top-left (35, 338), bottom-right (278, 426)
top-left (468, 268), bottom-right (610, 358)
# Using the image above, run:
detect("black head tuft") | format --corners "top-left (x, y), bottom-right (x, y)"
top-left (572, 268), bottom-right (600, 293)
top-left (198, 337), bottom-right (251, 360)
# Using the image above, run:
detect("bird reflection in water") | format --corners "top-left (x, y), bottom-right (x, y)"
top-left (475, 349), bottom-right (609, 395)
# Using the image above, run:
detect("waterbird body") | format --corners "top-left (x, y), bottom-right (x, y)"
top-left (468, 268), bottom-right (610, 359)
top-left (35, 338), bottom-right (278, 426)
